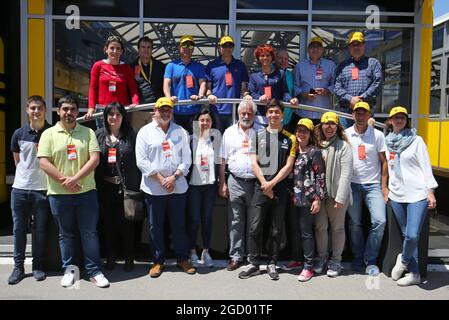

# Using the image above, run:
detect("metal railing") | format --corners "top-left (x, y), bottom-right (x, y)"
top-left (76, 98), bottom-right (386, 129)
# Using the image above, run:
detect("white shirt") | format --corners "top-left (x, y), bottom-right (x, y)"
top-left (220, 123), bottom-right (257, 179)
top-left (190, 137), bottom-right (216, 185)
top-left (136, 121), bottom-right (191, 195)
top-left (386, 136), bottom-right (438, 203)
top-left (346, 125), bottom-right (386, 184)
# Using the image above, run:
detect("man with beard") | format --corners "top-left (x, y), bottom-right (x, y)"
top-left (219, 98), bottom-right (261, 271)
top-left (136, 97), bottom-right (195, 278)
top-left (38, 96), bottom-right (109, 288)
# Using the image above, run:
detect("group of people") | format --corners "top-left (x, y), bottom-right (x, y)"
top-left (8, 30), bottom-right (437, 289)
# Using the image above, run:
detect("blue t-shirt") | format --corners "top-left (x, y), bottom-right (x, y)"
top-left (205, 58), bottom-right (249, 115)
top-left (164, 59), bottom-right (206, 115)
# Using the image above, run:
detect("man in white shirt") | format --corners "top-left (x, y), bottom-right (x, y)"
top-left (136, 97), bottom-right (195, 278)
top-left (219, 98), bottom-right (260, 271)
top-left (345, 101), bottom-right (388, 276)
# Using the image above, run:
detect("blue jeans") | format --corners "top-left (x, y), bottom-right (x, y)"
top-left (347, 183), bottom-right (386, 267)
top-left (144, 193), bottom-right (189, 263)
top-left (11, 188), bottom-right (50, 270)
top-left (390, 199), bottom-right (428, 274)
top-left (338, 107), bottom-right (354, 129)
top-left (48, 190), bottom-right (102, 277)
top-left (187, 184), bottom-right (218, 250)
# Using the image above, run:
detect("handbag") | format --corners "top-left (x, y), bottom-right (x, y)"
top-left (113, 149), bottom-right (146, 222)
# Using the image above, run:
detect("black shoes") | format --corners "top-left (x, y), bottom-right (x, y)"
top-left (8, 268), bottom-right (25, 285)
top-left (124, 259), bottom-right (134, 272)
top-left (238, 264), bottom-right (260, 279)
top-left (32, 269), bottom-right (46, 281)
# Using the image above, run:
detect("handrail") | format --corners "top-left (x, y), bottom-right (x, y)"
top-left (76, 98), bottom-right (386, 129)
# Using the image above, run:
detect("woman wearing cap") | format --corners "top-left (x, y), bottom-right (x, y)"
top-left (86, 36), bottom-right (139, 128)
top-left (247, 44), bottom-right (297, 118)
top-left (95, 102), bottom-right (141, 272)
top-left (314, 112), bottom-right (353, 277)
top-left (385, 106), bottom-right (438, 286)
top-left (292, 118), bottom-right (327, 282)
top-left (186, 109), bottom-right (219, 268)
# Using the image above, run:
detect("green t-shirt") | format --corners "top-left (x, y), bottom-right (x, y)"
top-left (37, 122), bottom-right (100, 195)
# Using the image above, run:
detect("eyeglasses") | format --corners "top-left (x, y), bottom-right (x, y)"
top-left (181, 44), bottom-right (194, 49)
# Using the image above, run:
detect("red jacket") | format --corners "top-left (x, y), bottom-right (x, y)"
top-left (88, 60), bottom-right (139, 108)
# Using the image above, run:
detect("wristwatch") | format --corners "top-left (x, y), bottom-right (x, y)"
top-left (174, 172), bottom-right (182, 180)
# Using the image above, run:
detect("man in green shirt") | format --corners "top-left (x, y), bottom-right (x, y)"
top-left (38, 96), bottom-right (109, 288)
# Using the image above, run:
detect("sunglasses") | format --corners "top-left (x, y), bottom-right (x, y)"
top-left (181, 44), bottom-right (194, 49)
top-left (108, 35), bottom-right (122, 42)
top-left (221, 43), bottom-right (235, 48)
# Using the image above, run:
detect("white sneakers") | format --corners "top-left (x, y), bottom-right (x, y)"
top-left (397, 273), bottom-right (421, 286)
top-left (391, 253), bottom-right (407, 281)
top-left (90, 273), bottom-right (110, 288)
top-left (61, 269), bottom-right (75, 287)
top-left (201, 251), bottom-right (214, 267)
top-left (365, 264), bottom-right (380, 276)
top-left (190, 253), bottom-right (200, 267)
top-left (61, 269), bottom-right (110, 288)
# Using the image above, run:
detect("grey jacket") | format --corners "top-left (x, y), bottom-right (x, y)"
top-left (323, 137), bottom-right (353, 205)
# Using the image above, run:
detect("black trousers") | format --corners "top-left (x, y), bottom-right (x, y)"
top-left (247, 184), bottom-right (288, 265)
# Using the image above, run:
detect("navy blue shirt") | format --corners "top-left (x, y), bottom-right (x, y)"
top-left (249, 69), bottom-right (292, 102)
top-left (206, 57), bottom-right (249, 115)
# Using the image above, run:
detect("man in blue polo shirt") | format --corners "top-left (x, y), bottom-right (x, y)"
top-left (163, 35), bottom-right (206, 133)
top-left (206, 35), bottom-right (249, 133)
top-left (8, 95), bottom-right (51, 285)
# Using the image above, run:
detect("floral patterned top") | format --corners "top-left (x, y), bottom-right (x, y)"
top-left (293, 146), bottom-right (327, 207)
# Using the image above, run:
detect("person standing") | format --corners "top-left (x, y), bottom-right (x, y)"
top-left (38, 96), bottom-right (109, 288)
top-left (238, 99), bottom-right (296, 281)
top-left (136, 97), bottom-right (195, 278)
top-left (345, 101), bottom-right (388, 276)
top-left (334, 31), bottom-right (382, 128)
top-left (8, 95), bottom-right (51, 285)
top-left (206, 35), bottom-right (249, 133)
top-left (163, 35), bottom-right (207, 133)
top-left (293, 37), bottom-right (336, 124)
top-left (85, 36), bottom-right (139, 128)
top-left (385, 106), bottom-right (438, 286)
top-left (130, 36), bottom-right (166, 129)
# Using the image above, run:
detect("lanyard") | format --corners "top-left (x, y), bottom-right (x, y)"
top-left (138, 59), bottom-right (153, 84)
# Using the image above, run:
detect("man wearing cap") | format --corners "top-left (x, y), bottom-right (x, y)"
top-left (163, 35), bottom-right (207, 133)
top-left (130, 36), bottom-right (166, 130)
top-left (345, 101), bottom-right (388, 276)
top-left (136, 97), bottom-right (196, 277)
top-left (206, 35), bottom-right (249, 133)
top-left (294, 36), bottom-right (336, 124)
top-left (334, 31), bottom-right (382, 128)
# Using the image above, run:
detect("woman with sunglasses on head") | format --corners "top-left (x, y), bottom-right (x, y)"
top-left (313, 112), bottom-right (353, 278)
top-left (385, 106), bottom-right (438, 286)
top-left (86, 36), bottom-right (139, 128)
top-left (95, 102), bottom-right (141, 272)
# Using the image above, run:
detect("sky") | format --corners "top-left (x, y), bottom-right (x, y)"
top-left (434, 0), bottom-right (449, 19)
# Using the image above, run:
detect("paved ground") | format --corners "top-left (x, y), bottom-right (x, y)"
top-left (1, 260), bottom-right (448, 300)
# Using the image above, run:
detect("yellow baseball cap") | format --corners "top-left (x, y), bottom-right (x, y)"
top-left (348, 31), bottom-right (365, 44)
top-left (219, 35), bottom-right (234, 46)
top-left (321, 112), bottom-right (339, 124)
top-left (180, 35), bottom-right (195, 45)
top-left (155, 97), bottom-right (173, 109)
top-left (353, 101), bottom-right (371, 112)
top-left (297, 118), bottom-right (314, 132)
top-left (389, 106), bottom-right (408, 118)
top-left (308, 36), bottom-right (324, 47)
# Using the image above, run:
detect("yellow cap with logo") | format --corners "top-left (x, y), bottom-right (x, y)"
top-left (321, 112), bottom-right (339, 124)
top-left (155, 97), bottom-right (173, 109)
top-left (219, 35), bottom-right (234, 46)
top-left (297, 118), bottom-right (314, 131)
top-left (308, 36), bottom-right (324, 47)
top-left (353, 101), bottom-right (371, 112)
top-left (348, 31), bottom-right (365, 44)
top-left (389, 106), bottom-right (408, 118)
top-left (180, 35), bottom-right (195, 45)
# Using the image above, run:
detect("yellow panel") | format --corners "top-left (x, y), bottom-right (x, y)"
top-left (28, 0), bottom-right (45, 15)
top-left (440, 122), bottom-right (449, 169)
top-left (0, 131), bottom-right (4, 163)
top-left (0, 96), bottom-right (4, 104)
top-left (0, 110), bottom-right (4, 202)
top-left (28, 19), bottom-right (45, 97)
top-left (0, 110), bottom-right (4, 130)
top-left (0, 37), bottom-right (4, 74)
top-left (0, 81), bottom-right (5, 89)
top-left (427, 121), bottom-right (440, 167)
top-left (417, 0), bottom-right (434, 141)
